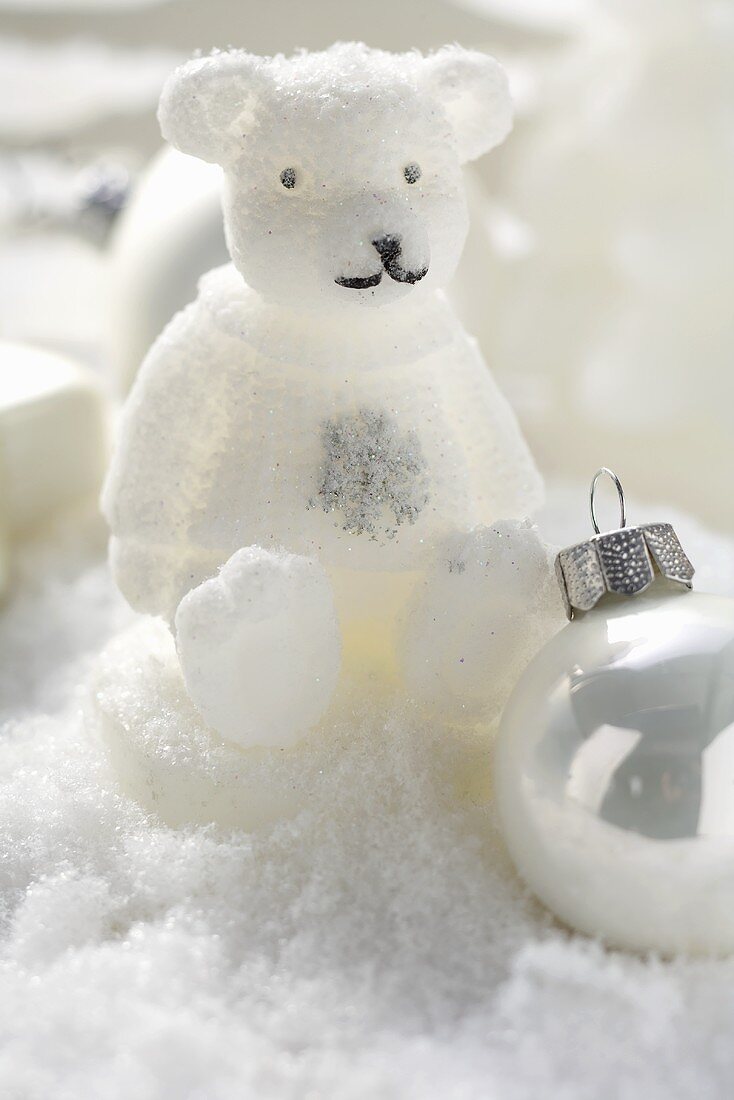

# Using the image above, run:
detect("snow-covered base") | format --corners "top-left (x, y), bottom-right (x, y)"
top-left (4, 494), bottom-right (734, 1098)
top-left (92, 617), bottom-right (351, 831)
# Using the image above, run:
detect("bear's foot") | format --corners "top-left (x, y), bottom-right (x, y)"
top-left (175, 546), bottom-right (341, 749)
top-left (398, 520), bottom-right (562, 725)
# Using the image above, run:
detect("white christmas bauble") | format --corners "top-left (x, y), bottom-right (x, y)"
top-left (495, 588), bottom-right (734, 955)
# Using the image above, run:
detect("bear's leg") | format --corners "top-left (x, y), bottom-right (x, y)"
top-left (175, 546), bottom-right (341, 749)
top-left (397, 521), bottom-right (562, 725)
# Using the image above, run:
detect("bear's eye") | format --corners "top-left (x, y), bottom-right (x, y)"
top-left (403, 162), bottom-right (422, 185)
top-left (279, 167), bottom-right (297, 190)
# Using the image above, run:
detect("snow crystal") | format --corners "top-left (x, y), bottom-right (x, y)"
top-left (3, 494), bottom-right (734, 1097)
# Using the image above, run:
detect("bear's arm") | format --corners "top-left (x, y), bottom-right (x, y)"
top-left (102, 291), bottom-right (239, 622)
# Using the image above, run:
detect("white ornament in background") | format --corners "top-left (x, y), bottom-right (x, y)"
top-left (0, 36), bottom-right (182, 141)
top-left (0, 235), bottom-right (109, 360)
top-left (107, 148), bottom-right (224, 396)
top-left (98, 42), bottom-right (551, 791)
top-left (448, 0), bottom-right (590, 35)
top-left (0, 151), bottom-right (130, 362)
top-left (0, 341), bottom-right (108, 594)
top-left (477, 0), bottom-right (734, 528)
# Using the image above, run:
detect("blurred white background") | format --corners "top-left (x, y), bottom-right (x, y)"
top-left (1, 0), bottom-right (732, 526)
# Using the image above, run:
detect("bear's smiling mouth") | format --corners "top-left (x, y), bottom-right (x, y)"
top-left (335, 234), bottom-right (428, 291)
top-left (335, 272), bottom-right (384, 290)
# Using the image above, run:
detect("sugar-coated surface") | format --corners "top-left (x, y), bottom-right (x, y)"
top-left (174, 546), bottom-right (341, 749)
top-left (104, 43), bottom-right (541, 750)
top-left (4, 493), bottom-right (734, 1097)
top-left (157, 43), bottom-right (511, 310)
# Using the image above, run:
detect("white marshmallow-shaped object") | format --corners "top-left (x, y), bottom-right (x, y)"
top-left (0, 341), bottom-right (107, 592)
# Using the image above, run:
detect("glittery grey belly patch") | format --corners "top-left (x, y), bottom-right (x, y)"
top-left (312, 407), bottom-right (430, 539)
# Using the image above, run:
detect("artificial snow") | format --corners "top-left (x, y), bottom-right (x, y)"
top-left (3, 494), bottom-right (734, 1097)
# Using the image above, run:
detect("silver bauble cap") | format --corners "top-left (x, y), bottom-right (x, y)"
top-left (556, 469), bottom-right (695, 620)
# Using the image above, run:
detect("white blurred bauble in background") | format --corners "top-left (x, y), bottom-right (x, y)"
top-left (0, 340), bottom-right (108, 595)
top-left (107, 147), bottom-right (224, 395)
top-left (478, 0), bottom-right (734, 528)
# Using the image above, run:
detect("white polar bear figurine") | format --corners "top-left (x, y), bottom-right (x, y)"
top-left (102, 43), bottom-right (549, 750)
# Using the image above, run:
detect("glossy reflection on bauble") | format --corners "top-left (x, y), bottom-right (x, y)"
top-left (495, 472), bottom-right (734, 955)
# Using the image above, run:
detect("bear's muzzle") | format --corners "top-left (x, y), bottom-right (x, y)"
top-left (335, 233), bottom-right (429, 290)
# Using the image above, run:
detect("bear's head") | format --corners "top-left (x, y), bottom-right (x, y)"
top-left (159, 43), bottom-right (512, 311)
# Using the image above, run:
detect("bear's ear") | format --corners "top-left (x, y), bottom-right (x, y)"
top-left (420, 46), bottom-right (513, 163)
top-left (158, 51), bottom-right (269, 165)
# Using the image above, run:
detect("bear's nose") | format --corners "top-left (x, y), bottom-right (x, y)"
top-left (372, 234), bottom-right (403, 266)
top-left (372, 234), bottom-right (428, 285)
